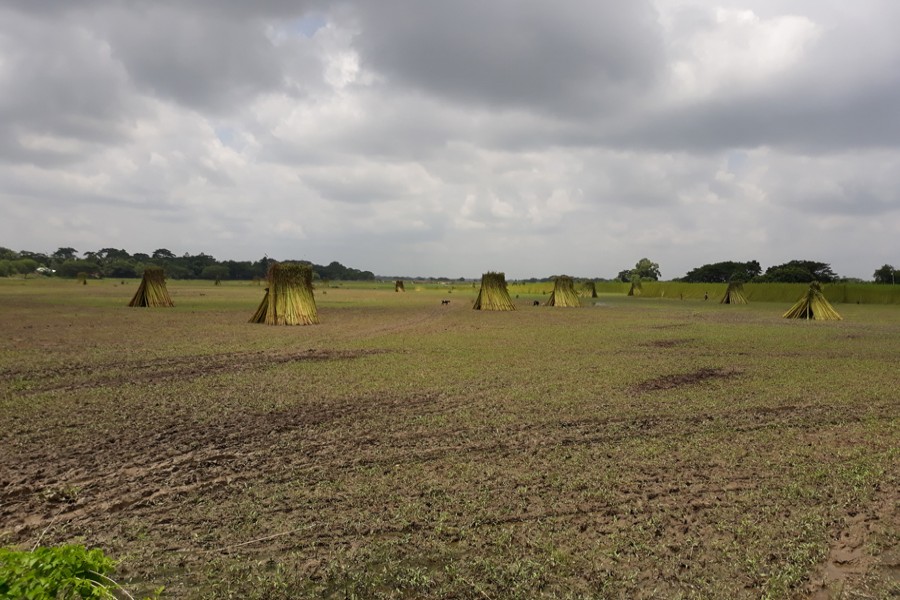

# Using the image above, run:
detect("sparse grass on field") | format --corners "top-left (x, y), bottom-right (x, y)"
top-left (0, 279), bottom-right (897, 599)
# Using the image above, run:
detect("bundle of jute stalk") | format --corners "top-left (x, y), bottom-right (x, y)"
top-left (248, 287), bottom-right (270, 323)
top-left (628, 275), bottom-right (642, 296)
top-left (473, 271), bottom-right (516, 311)
top-left (128, 267), bottom-right (174, 307)
top-left (250, 262), bottom-right (319, 325)
top-left (783, 281), bottom-right (842, 320)
top-left (546, 275), bottom-right (581, 307)
top-left (720, 280), bottom-right (748, 304)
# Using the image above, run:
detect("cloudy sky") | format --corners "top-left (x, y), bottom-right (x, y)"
top-left (1, 1), bottom-right (898, 279)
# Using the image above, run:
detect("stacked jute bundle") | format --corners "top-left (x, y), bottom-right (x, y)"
top-left (128, 267), bottom-right (174, 307)
top-left (720, 280), bottom-right (748, 305)
top-left (627, 276), bottom-right (642, 297)
top-left (582, 280), bottom-right (598, 298)
top-left (546, 276), bottom-right (581, 307)
top-left (473, 272), bottom-right (516, 311)
top-left (250, 262), bottom-right (319, 325)
top-left (783, 281), bottom-right (842, 320)
top-left (395, 280), bottom-right (405, 292)
top-left (249, 287), bottom-right (270, 323)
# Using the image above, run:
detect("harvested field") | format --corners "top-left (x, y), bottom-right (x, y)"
top-left (1, 279), bottom-right (897, 599)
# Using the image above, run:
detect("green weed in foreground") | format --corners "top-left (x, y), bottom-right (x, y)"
top-left (0, 544), bottom-right (160, 599)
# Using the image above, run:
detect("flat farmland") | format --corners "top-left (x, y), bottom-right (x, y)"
top-left (1, 279), bottom-right (897, 599)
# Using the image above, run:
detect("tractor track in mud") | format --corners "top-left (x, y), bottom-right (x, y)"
top-left (1, 348), bottom-right (385, 395)
top-left (4, 392), bottom-right (893, 546)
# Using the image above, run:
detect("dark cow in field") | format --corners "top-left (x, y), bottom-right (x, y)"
top-left (533, 300), bottom-right (540, 306)
top-left (441, 299), bottom-right (450, 305)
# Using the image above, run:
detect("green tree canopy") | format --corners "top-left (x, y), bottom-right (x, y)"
top-left (5, 247), bottom-right (375, 282)
top-left (758, 260), bottom-right (837, 283)
top-left (96, 248), bottom-right (131, 262)
top-left (199, 265), bottom-right (230, 280)
top-left (10, 258), bottom-right (39, 275)
top-left (152, 248), bottom-right (176, 259)
top-left (51, 247), bottom-right (78, 262)
top-left (633, 258), bottom-right (661, 281)
top-left (104, 260), bottom-right (137, 278)
top-left (56, 260), bottom-right (101, 278)
top-left (873, 264), bottom-right (897, 284)
top-left (681, 260), bottom-right (761, 283)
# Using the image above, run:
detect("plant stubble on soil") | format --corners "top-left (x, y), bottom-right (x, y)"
top-left (0, 279), bottom-right (897, 599)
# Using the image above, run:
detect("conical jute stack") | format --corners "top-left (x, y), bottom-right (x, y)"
top-left (250, 262), bottom-right (319, 325)
top-left (627, 276), bottom-right (642, 296)
top-left (395, 280), bottom-right (405, 292)
top-left (472, 272), bottom-right (516, 311)
top-left (128, 266), bottom-right (174, 307)
top-left (546, 276), bottom-right (581, 307)
top-left (582, 280), bottom-right (598, 298)
top-left (720, 280), bottom-right (748, 305)
top-left (783, 281), bottom-right (842, 321)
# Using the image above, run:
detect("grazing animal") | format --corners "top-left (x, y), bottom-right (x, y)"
top-left (533, 300), bottom-right (540, 306)
top-left (441, 299), bottom-right (450, 305)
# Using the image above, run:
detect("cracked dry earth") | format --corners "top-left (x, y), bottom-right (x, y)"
top-left (1, 300), bottom-right (898, 599)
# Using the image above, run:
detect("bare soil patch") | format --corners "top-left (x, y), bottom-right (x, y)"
top-left (642, 338), bottom-right (694, 348)
top-left (3, 348), bottom-right (382, 395)
top-left (632, 367), bottom-right (740, 393)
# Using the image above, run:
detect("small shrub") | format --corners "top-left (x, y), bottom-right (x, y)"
top-left (0, 544), bottom-right (121, 599)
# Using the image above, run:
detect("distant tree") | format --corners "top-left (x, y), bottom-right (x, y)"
top-left (161, 263), bottom-right (191, 279)
top-left (873, 264), bottom-right (897, 284)
top-left (18, 251), bottom-right (50, 266)
top-left (313, 260), bottom-right (374, 281)
top-left (681, 260), bottom-right (761, 283)
top-left (51, 247), bottom-right (79, 262)
top-left (199, 265), bottom-right (230, 280)
top-left (252, 256), bottom-right (274, 278)
top-left (104, 260), bottom-right (137, 278)
top-left (758, 260), bottom-right (837, 283)
top-left (57, 260), bottom-right (102, 278)
top-left (10, 258), bottom-right (39, 275)
top-left (220, 260), bottom-right (256, 280)
top-left (0, 247), bottom-right (18, 260)
top-left (182, 253), bottom-right (217, 277)
top-left (633, 258), bottom-right (661, 281)
top-left (762, 266), bottom-right (816, 283)
top-left (152, 248), bottom-right (176, 260)
top-left (616, 269), bottom-right (632, 283)
top-left (94, 248), bottom-right (131, 264)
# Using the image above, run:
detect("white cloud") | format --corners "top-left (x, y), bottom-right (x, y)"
top-left (664, 7), bottom-right (820, 100)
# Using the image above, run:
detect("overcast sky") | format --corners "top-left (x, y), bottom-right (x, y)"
top-left (1, 1), bottom-right (898, 279)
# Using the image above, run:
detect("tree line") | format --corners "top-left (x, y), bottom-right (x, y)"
top-left (0, 247), bottom-right (375, 281)
top-left (616, 258), bottom-right (897, 284)
top-left (1, 246), bottom-right (895, 284)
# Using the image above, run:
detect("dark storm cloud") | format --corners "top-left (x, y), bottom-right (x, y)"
top-left (0, 8), bottom-right (138, 164)
top-left (605, 79), bottom-right (900, 154)
top-left (349, 0), bottom-right (664, 117)
top-left (97, 5), bottom-right (284, 112)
